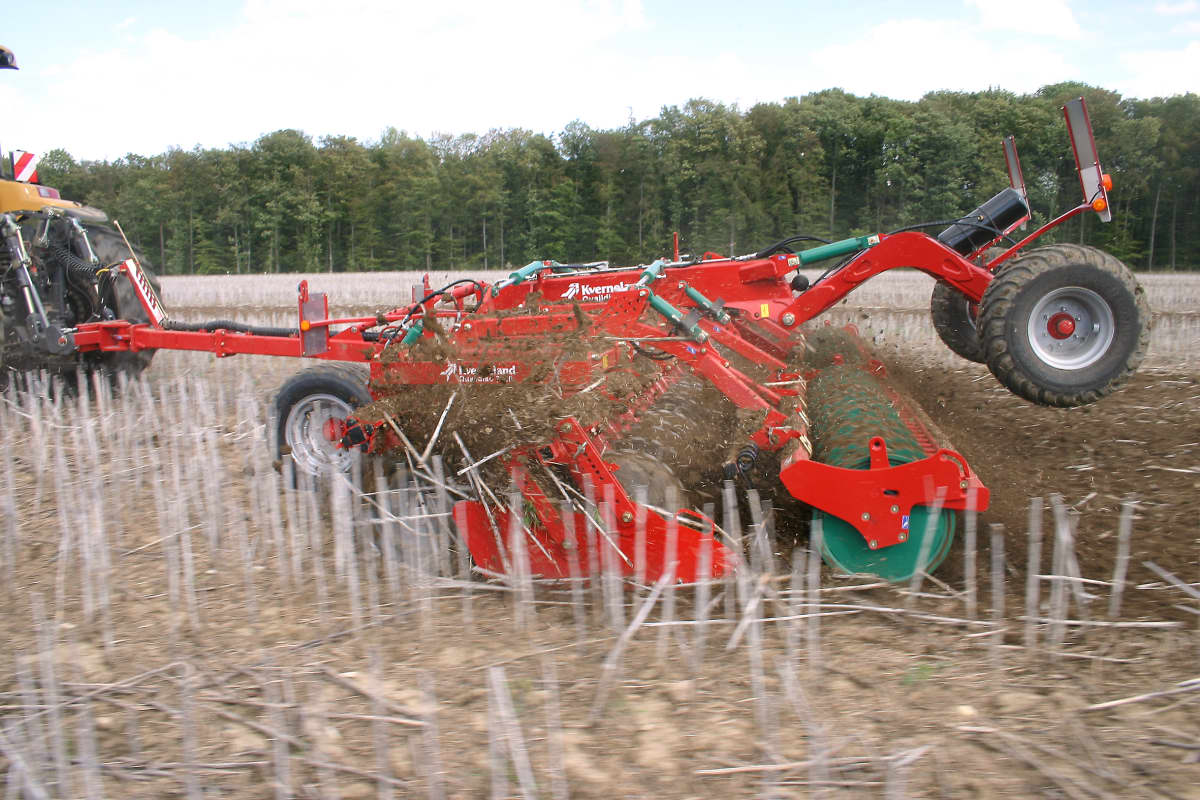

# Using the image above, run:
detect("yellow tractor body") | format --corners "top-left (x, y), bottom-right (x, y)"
top-left (0, 178), bottom-right (109, 222)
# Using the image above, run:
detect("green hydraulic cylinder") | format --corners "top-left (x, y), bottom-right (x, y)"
top-left (636, 259), bottom-right (667, 287)
top-left (648, 292), bottom-right (707, 342)
top-left (683, 285), bottom-right (731, 324)
top-left (400, 319), bottom-right (424, 346)
top-left (492, 260), bottom-right (561, 295)
top-left (797, 234), bottom-right (881, 265)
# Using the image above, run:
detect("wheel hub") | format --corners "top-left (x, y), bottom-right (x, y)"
top-left (1047, 311), bottom-right (1076, 339)
top-left (285, 393), bottom-right (357, 476)
top-left (322, 417), bottom-right (346, 442)
top-left (1027, 286), bottom-right (1115, 370)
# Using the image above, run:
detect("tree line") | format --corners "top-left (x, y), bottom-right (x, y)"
top-left (35, 83), bottom-right (1200, 275)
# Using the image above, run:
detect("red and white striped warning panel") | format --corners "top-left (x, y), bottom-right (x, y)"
top-left (12, 150), bottom-right (40, 183)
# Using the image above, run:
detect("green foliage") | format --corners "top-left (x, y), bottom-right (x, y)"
top-left (36, 86), bottom-right (1200, 274)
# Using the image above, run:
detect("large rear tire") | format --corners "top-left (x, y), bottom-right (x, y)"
top-left (977, 244), bottom-right (1150, 407)
top-left (273, 364), bottom-right (373, 480)
top-left (87, 225), bottom-right (162, 378)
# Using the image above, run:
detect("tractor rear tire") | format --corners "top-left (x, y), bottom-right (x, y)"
top-left (273, 364), bottom-right (373, 481)
top-left (87, 225), bottom-right (163, 379)
top-left (977, 244), bottom-right (1150, 407)
top-left (929, 248), bottom-right (1005, 364)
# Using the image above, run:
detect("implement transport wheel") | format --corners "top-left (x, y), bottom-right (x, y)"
top-left (978, 244), bottom-right (1150, 407)
top-left (273, 364), bottom-right (372, 480)
top-left (929, 248), bottom-right (1006, 364)
top-left (930, 281), bottom-right (984, 363)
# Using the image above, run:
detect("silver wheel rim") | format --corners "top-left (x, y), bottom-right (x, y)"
top-left (1027, 287), bottom-right (1115, 370)
top-left (284, 392), bottom-right (357, 476)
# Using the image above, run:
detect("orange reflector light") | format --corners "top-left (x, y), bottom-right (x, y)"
top-left (300, 320), bottom-right (311, 331)
top-left (1092, 197), bottom-right (1108, 213)
top-left (1101, 173), bottom-right (1113, 191)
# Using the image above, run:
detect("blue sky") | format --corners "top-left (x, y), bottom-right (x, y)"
top-left (2, 0), bottom-right (1197, 161)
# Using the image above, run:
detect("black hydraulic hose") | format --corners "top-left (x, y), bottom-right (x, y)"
top-left (888, 218), bottom-right (1017, 246)
top-left (630, 341), bottom-right (675, 361)
top-left (388, 278), bottom-right (487, 329)
top-left (754, 234), bottom-right (833, 259)
top-left (162, 319), bottom-right (299, 337)
top-left (45, 243), bottom-right (101, 277)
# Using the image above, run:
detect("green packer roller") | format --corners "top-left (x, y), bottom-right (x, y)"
top-left (804, 363), bottom-right (958, 582)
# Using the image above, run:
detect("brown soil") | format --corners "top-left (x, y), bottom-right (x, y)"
top-left (0, 327), bottom-right (1197, 798)
top-left (886, 357), bottom-right (1200, 619)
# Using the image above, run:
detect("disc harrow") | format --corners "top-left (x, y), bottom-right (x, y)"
top-left (18, 97), bottom-right (1152, 583)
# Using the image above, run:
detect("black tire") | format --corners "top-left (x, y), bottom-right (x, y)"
top-left (929, 248), bottom-right (1005, 363)
top-left (930, 281), bottom-right (985, 362)
top-left (86, 225), bottom-right (163, 378)
top-left (978, 244), bottom-right (1150, 407)
top-left (273, 364), bottom-right (373, 480)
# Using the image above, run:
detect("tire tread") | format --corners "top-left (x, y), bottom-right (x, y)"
top-left (978, 244), bottom-right (1150, 406)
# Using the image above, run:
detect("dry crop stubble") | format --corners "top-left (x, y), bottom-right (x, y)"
top-left (0, 271), bottom-right (1196, 797)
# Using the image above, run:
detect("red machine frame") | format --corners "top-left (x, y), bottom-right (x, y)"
top-left (60, 98), bottom-right (1115, 582)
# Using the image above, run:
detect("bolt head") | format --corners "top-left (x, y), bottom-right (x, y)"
top-left (861, 512), bottom-right (871, 521)
top-left (898, 532), bottom-right (907, 542)
top-left (781, 312), bottom-right (796, 326)
top-left (868, 539), bottom-right (878, 549)
top-left (620, 511), bottom-right (634, 524)
top-left (960, 481), bottom-right (969, 490)
top-left (890, 504), bottom-right (900, 514)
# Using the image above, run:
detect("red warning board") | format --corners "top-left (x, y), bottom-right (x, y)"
top-left (12, 150), bottom-right (40, 183)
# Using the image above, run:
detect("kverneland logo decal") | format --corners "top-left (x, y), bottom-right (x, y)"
top-left (440, 362), bottom-right (518, 383)
top-left (560, 281), bottom-right (634, 300)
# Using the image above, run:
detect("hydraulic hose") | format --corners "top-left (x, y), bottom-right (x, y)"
top-left (162, 319), bottom-right (298, 337)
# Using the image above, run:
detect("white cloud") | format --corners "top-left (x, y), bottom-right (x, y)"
top-left (5, 0), bottom-right (1195, 162)
top-left (1115, 40), bottom-right (1200, 98)
top-left (964, 0), bottom-right (1082, 39)
top-left (804, 18), bottom-right (1077, 100)
top-left (6, 0), bottom-right (659, 160)
top-left (114, 17), bottom-right (137, 31)
top-left (1154, 1), bottom-right (1197, 14)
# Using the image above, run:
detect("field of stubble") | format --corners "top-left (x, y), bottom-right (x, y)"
top-left (0, 268), bottom-right (1197, 799)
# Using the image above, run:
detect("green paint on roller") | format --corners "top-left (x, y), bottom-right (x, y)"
top-left (807, 365), bottom-right (955, 582)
